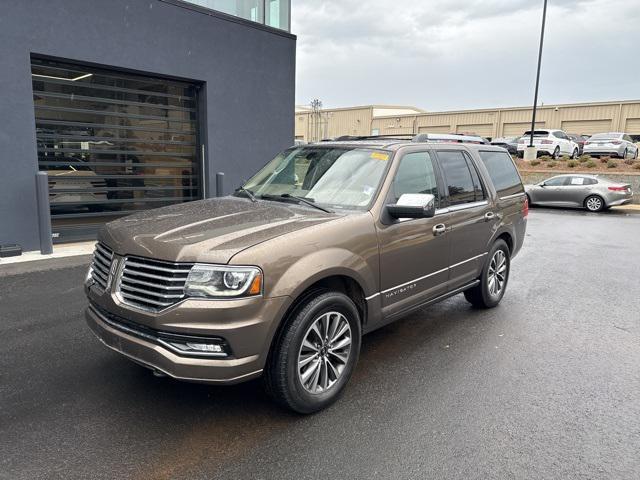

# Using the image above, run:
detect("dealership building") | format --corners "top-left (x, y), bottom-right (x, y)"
top-left (0, 0), bottom-right (295, 251)
top-left (296, 100), bottom-right (640, 142)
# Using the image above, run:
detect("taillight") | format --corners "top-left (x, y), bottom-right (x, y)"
top-left (611, 141), bottom-right (622, 145)
top-left (523, 196), bottom-right (529, 217)
top-left (541, 139), bottom-right (553, 144)
top-left (608, 186), bottom-right (627, 191)
top-left (585, 141), bottom-right (592, 145)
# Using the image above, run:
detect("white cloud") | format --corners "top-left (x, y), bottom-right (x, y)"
top-left (292, 0), bottom-right (640, 111)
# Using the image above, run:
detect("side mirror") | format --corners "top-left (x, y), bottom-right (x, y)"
top-left (387, 193), bottom-right (436, 219)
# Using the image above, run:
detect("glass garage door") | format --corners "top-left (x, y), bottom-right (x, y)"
top-left (31, 57), bottom-right (202, 243)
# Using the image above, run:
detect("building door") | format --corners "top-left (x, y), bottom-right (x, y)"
top-left (31, 57), bottom-right (202, 243)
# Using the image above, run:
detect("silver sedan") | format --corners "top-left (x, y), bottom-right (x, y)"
top-left (525, 174), bottom-right (633, 212)
top-left (583, 132), bottom-right (638, 159)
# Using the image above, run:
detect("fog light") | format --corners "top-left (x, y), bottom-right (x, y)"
top-left (157, 335), bottom-right (229, 357)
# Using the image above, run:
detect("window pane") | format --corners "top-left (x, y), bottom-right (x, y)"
top-left (466, 155), bottom-right (485, 201)
top-left (544, 177), bottom-right (567, 186)
top-left (265, 0), bottom-right (290, 30)
top-left (392, 152), bottom-right (439, 206)
top-left (437, 151), bottom-right (475, 205)
top-left (478, 151), bottom-right (524, 197)
top-left (184, 0), bottom-right (265, 23)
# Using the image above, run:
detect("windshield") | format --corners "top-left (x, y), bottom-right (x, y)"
top-left (240, 146), bottom-right (391, 210)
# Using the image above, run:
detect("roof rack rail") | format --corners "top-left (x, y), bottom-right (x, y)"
top-left (329, 133), bottom-right (490, 145)
top-left (412, 133), bottom-right (490, 145)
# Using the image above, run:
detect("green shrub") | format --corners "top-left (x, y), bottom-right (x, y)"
top-left (607, 160), bottom-right (617, 168)
top-left (633, 162), bottom-right (640, 170)
top-left (578, 155), bottom-right (590, 163)
top-left (530, 159), bottom-right (541, 166)
top-left (567, 160), bottom-right (577, 168)
top-left (600, 156), bottom-right (610, 163)
top-left (560, 155), bottom-right (571, 161)
top-left (623, 158), bottom-right (635, 166)
top-left (586, 160), bottom-right (596, 168)
top-left (547, 161), bottom-right (557, 168)
top-left (539, 155), bottom-right (551, 161)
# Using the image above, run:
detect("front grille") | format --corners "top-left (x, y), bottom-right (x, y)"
top-left (91, 243), bottom-right (113, 290)
top-left (117, 256), bottom-right (193, 311)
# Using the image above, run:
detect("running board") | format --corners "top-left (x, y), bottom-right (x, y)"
top-left (385, 280), bottom-right (481, 322)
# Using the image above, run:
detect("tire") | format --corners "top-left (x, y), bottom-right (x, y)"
top-left (634, 149), bottom-right (638, 160)
top-left (620, 148), bottom-right (627, 159)
top-left (526, 193), bottom-right (533, 207)
top-left (263, 291), bottom-right (361, 414)
top-left (572, 148), bottom-right (579, 159)
top-left (552, 146), bottom-right (560, 160)
top-left (584, 195), bottom-right (604, 212)
top-left (463, 239), bottom-right (510, 309)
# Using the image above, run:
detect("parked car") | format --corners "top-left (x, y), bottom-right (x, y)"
top-left (525, 174), bottom-right (632, 212)
top-left (583, 132), bottom-right (638, 159)
top-left (490, 137), bottom-right (519, 155)
top-left (85, 137), bottom-right (528, 413)
top-left (567, 134), bottom-right (589, 155)
top-left (517, 129), bottom-right (579, 159)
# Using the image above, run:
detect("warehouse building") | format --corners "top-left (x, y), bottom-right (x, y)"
top-left (295, 100), bottom-right (640, 142)
top-left (1, 0), bottom-right (294, 251)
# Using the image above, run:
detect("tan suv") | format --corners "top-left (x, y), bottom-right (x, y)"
top-left (85, 135), bottom-right (528, 413)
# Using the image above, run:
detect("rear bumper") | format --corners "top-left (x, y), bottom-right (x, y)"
top-left (607, 197), bottom-right (633, 207)
top-left (583, 147), bottom-right (625, 157)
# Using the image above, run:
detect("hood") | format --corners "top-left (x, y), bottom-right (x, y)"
top-left (99, 196), bottom-right (340, 264)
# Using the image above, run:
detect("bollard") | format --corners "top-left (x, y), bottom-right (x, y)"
top-left (216, 172), bottom-right (225, 197)
top-left (35, 171), bottom-right (53, 255)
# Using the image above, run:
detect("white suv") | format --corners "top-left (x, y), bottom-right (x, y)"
top-left (517, 129), bottom-right (579, 159)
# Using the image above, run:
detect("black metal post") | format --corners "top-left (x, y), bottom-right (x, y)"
top-left (216, 172), bottom-right (225, 197)
top-left (529, 0), bottom-right (548, 147)
top-left (35, 172), bottom-right (53, 255)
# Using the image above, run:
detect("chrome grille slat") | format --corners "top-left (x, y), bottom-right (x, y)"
top-left (90, 243), bottom-right (113, 290)
top-left (122, 268), bottom-right (189, 282)
top-left (120, 284), bottom-right (185, 299)
top-left (117, 256), bottom-right (194, 312)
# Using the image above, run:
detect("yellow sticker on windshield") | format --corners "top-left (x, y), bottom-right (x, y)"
top-left (370, 152), bottom-right (389, 161)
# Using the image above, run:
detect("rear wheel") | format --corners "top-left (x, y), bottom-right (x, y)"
top-left (464, 239), bottom-right (510, 309)
top-left (552, 146), bottom-right (560, 160)
top-left (584, 195), bottom-right (604, 212)
top-left (572, 148), bottom-right (579, 159)
top-left (621, 148), bottom-right (628, 159)
top-left (263, 291), bottom-right (361, 414)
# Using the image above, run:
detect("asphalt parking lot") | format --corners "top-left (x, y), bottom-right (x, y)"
top-left (1, 208), bottom-right (639, 480)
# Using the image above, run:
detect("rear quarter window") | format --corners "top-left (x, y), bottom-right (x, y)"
top-left (478, 151), bottom-right (524, 197)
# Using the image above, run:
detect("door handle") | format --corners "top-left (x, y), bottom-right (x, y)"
top-left (433, 223), bottom-right (446, 236)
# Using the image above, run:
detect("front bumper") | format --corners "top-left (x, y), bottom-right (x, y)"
top-left (85, 285), bottom-right (290, 384)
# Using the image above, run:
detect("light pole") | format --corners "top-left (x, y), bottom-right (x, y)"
top-left (526, 0), bottom-right (548, 159)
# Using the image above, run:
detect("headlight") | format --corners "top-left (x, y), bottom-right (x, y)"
top-left (184, 264), bottom-right (262, 299)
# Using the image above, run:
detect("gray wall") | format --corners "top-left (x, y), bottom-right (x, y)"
top-left (0, 0), bottom-right (296, 251)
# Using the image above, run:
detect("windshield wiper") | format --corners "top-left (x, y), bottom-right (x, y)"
top-left (235, 187), bottom-right (257, 203)
top-left (280, 194), bottom-right (333, 213)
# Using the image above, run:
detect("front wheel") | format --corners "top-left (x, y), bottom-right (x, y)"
top-left (572, 148), bottom-right (579, 159)
top-left (464, 239), bottom-right (510, 309)
top-left (585, 195), bottom-right (604, 212)
top-left (263, 291), bottom-right (361, 414)
top-left (552, 146), bottom-right (560, 160)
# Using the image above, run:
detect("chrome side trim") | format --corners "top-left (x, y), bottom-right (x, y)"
top-left (449, 252), bottom-right (487, 269)
top-left (500, 192), bottom-right (526, 200)
top-left (435, 200), bottom-right (488, 215)
top-left (366, 252), bottom-right (488, 302)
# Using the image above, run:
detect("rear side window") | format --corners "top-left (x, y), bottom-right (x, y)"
top-left (437, 151), bottom-right (484, 206)
top-left (478, 151), bottom-right (524, 197)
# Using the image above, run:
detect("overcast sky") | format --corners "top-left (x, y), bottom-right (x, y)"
top-left (291, 0), bottom-right (638, 112)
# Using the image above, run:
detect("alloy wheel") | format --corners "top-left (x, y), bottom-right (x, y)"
top-left (297, 311), bottom-right (352, 394)
top-left (586, 197), bottom-right (602, 211)
top-left (487, 250), bottom-right (507, 297)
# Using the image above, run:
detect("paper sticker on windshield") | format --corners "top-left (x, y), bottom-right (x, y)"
top-left (370, 152), bottom-right (389, 161)
top-left (571, 177), bottom-right (584, 185)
